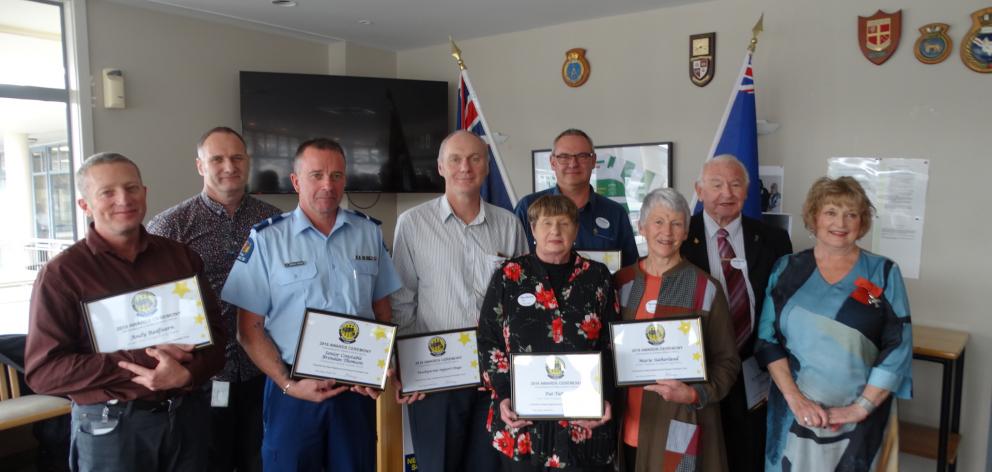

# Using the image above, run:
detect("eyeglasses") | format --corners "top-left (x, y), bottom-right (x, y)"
top-left (552, 152), bottom-right (596, 165)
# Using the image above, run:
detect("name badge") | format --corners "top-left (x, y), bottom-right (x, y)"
top-left (595, 217), bottom-right (610, 229)
top-left (645, 300), bottom-right (658, 314)
top-left (518, 293), bottom-right (537, 307)
top-left (211, 380), bottom-right (230, 407)
top-left (284, 261), bottom-right (305, 268)
top-left (731, 258), bottom-right (747, 270)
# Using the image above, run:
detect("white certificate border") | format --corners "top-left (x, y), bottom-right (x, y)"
top-left (396, 328), bottom-right (482, 395)
top-left (608, 316), bottom-right (708, 387)
top-left (290, 309), bottom-right (397, 390)
top-left (510, 351), bottom-right (605, 421)
top-left (80, 274), bottom-right (214, 353)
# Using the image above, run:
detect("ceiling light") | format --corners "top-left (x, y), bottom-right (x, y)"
top-left (271, 0), bottom-right (297, 6)
top-left (357, 19), bottom-right (373, 25)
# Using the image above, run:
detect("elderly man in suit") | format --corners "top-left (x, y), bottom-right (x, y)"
top-left (681, 155), bottom-right (792, 472)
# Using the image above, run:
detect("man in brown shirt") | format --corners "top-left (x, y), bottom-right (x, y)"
top-left (24, 152), bottom-right (225, 472)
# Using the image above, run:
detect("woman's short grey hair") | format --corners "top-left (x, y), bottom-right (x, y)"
top-left (639, 188), bottom-right (690, 228)
top-left (75, 152), bottom-right (141, 195)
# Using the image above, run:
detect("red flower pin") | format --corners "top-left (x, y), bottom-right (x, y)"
top-left (503, 263), bottom-right (522, 282)
top-left (851, 277), bottom-right (882, 307)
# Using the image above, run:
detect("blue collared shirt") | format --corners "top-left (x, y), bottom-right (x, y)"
top-left (221, 206), bottom-right (401, 363)
top-left (514, 186), bottom-right (639, 267)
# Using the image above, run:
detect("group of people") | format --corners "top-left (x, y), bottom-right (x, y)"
top-left (22, 125), bottom-right (912, 472)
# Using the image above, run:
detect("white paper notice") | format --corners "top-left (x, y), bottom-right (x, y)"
top-left (741, 357), bottom-right (769, 410)
top-left (828, 158), bottom-right (929, 278)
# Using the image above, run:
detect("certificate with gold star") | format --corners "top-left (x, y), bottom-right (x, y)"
top-left (395, 328), bottom-right (481, 394)
top-left (290, 309), bottom-right (397, 389)
top-left (510, 352), bottom-right (604, 420)
top-left (609, 316), bottom-right (707, 386)
top-left (577, 250), bottom-right (622, 273)
top-left (81, 275), bottom-right (214, 353)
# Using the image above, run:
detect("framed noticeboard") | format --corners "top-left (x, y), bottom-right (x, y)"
top-left (532, 141), bottom-right (673, 255)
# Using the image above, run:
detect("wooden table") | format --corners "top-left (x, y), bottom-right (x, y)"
top-left (899, 325), bottom-right (968, 471)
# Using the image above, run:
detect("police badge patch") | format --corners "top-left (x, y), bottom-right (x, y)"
top-left (961, 8), bottom-right (992, 73)
top-left (237, 238), bottom-right (254, 263)
top-left (914, 23), bottom-right (952, 65)
top-left (858, 10), bottom-right (902, 65)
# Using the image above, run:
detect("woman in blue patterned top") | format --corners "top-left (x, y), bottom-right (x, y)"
top-left (755, 177), bottom-right (912, 471)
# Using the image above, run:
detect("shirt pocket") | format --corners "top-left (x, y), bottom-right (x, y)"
top-left (351, 260), bottom-right (379, 314)
top-left (270, 264), bottom-right (318, 315)
top-left (474, 254), bottom-right (506, 305)
top-left (272, 263), bottom-right (318, 286)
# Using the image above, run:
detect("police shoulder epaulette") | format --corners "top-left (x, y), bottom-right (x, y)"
top-left (252, 213), bottom-right (287, 231)
top-left (347, 209), bottom-right (382, 226)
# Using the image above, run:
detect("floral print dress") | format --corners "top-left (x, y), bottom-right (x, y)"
top-left (478, 253), bottom-right (619, 469)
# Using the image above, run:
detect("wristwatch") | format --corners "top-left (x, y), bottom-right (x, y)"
top-left (855, 395), bottom-right (876, 414)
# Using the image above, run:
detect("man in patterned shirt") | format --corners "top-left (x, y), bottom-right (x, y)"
top-left (148, 126), bottom-right (282, 472)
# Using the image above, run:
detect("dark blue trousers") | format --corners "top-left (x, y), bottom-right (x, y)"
top-left (261, 379), bottom-right (376, 472)
top-left (407, 388), bottom-right (500, 472)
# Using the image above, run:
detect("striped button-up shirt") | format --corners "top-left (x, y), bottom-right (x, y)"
top-left (390, 196), bottom-right (528, 334)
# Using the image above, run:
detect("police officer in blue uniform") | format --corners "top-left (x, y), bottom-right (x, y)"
top-left (222, 138), bottom-right (401, 472)
top-left (514, 128), bottom-right (639, 267)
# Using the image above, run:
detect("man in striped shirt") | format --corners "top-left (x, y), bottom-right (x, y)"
top-left (390, 130), bottom-right (528, 472)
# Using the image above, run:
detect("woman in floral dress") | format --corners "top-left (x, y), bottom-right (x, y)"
top-left (478, 195), bottom-right (619, 471)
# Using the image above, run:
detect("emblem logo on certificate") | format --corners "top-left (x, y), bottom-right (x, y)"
top-left (82, 275), bottom-right (213, 353)
top-left (577, 250), bottom-right (622, 273)
top-left (609, 317), bottom-right (707, 386)
top-left (396, 328), bottom-right (481, 394)
top-left (291, 309), bottom-right (396, 390)
top-left (510, 352), bottom-right (604, 420)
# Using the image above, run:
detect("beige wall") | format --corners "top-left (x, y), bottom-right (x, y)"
top-left (398, 0), bottom-right (990, 470)
top-left (87, 0), bottom-right (330, 215)
top-left (85, 0), bottom-right (990, 469)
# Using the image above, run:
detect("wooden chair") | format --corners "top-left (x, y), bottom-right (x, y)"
top-left (0, 361), bottom-right (71, 431)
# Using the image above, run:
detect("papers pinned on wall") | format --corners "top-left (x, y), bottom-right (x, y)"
top-left (828, 157), bottom-right (930, 278)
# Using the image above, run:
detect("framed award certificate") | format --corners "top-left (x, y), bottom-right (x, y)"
top-left (290, 309), bottom-right (397, 390)
top-left (396, 328), bottom-right (481, 394)
top-left (510, 352), bottom-right (604, 420)
top-left (609, 317), bottom-right (707, 386)
top-left (81, 275), bottom-right (214, 353)
top-left (577, 250), bottom-right (622, 273)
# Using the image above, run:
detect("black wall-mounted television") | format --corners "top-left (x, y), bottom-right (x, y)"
top-left (240, 71), bottom-right (448, 194)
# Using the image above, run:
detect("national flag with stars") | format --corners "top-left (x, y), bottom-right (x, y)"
top-left (692, 50), bottom-right (762, 220)
top-left (457, 70), bottom-right (517, 211)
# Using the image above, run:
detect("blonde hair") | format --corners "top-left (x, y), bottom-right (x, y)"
top-left (802, 176), bottom-right (875, 238)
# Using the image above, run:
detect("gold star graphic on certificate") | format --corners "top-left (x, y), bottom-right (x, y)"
top-left (196, 300), bottom-right (202, 307)
top-left (679, 321), bottom-right (691, 335)
top-left (693, 352), bottom-right (702, 361)
top-left (385, 347), bottom-right (391, 353)
top-left (458, 332), bottom-right (471, 346)
top-left (373, 327), bottom-right (386, 340)
top-left (377, 359), bottom-right (385, 369)
top-left (195, 313), bottom-right (205, 325)
top-left (470, 360), bottom-right (478, 368)
top-left (173, 281), bottom-right (190, 298)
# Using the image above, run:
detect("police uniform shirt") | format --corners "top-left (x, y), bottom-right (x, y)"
top-left (221, 206), bottom-right (401, 364)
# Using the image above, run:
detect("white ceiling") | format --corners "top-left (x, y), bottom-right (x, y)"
top-left (115, 0), bottom-right (710, 51)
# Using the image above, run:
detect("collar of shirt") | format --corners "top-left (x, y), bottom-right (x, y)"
top-left (702, 211), bottom-right (743, 242)
top-left (84, 222), bottom-right (152, 257)
top-left (290, 205), bottom-right (352, 236)
top-left (551, 185), bottom-right (598, 213)
top-left (198, 191), bottom-right (246, 217)
top-left (437, 195), bottom-right (487, 226)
